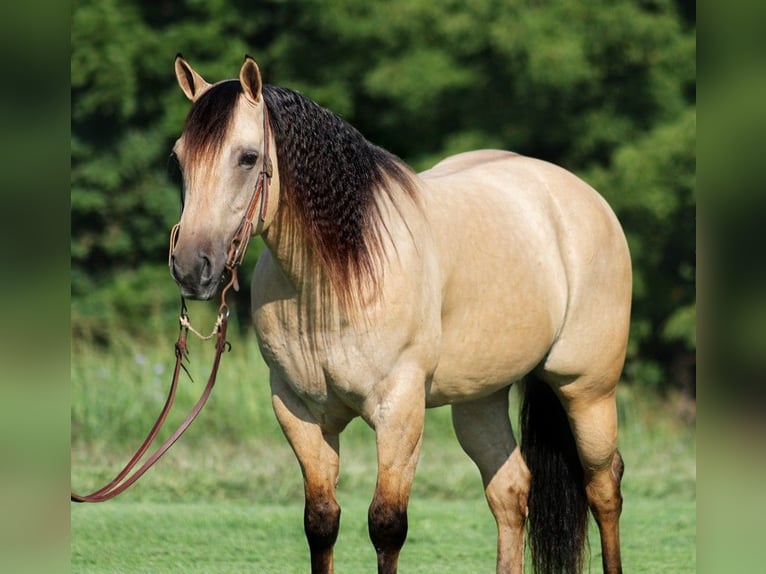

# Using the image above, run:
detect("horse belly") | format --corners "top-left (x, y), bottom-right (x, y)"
top-left (428, 303), bottom-right (558, 406)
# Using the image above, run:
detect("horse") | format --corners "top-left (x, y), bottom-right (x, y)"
top-left (169, 55), bottom-right (631, 574)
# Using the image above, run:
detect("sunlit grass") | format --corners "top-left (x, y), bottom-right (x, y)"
top-left (71, 493), bottom-right (694, 573)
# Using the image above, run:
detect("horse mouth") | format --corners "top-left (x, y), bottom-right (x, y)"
top-left (178, 283), bottom-right (219, 301)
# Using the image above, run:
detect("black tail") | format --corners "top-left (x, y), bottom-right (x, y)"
top-left (520, 373), bottom-right (589, 574)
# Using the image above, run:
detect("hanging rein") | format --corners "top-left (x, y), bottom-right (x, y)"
top-left (71, 105), bottom-right (272, 503)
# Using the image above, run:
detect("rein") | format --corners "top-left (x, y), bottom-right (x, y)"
top-left (71, 102), bottom-right (272, 503)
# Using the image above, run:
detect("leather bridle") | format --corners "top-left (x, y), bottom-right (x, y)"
top-left (71, 102), bottom-right (273, 503)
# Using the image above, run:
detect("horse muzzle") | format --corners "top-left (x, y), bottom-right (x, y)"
top-left (169, 247), bottom-right (226, 300)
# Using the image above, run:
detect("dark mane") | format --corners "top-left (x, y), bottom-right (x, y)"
top-left (262, 85), bottom-right (417, 301)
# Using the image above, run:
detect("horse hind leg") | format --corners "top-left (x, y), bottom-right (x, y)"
top-left (520, 375), bottom-right (590, 574)
top-left (542, 361), bottom-right (624, 574)
top-left (589, 447), bottom-right (625, 574)
top-left (560, 385), bottom-right (625, 574)
top-left (451, 387), bottom-right (530, 574)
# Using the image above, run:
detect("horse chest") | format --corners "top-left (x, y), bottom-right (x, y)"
top-left (253, 300), bottom-right (391, 409)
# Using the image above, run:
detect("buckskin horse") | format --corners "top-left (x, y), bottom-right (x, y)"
top-left (169, 55), bottom-right (631, 574)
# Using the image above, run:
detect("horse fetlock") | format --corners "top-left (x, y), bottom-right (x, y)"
top-left (368, 499), bottom-right (408, 553)
top-left (305, 497), bottom-right (341, 551)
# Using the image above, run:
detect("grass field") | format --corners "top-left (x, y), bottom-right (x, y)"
top-left (71, 324), bottom-right (695, 572)
top-left (71, 493), bottom-right (694, 573)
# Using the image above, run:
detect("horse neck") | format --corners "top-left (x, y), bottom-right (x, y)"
top-left (261, 207), bottom-right (325, 294)
top-left (260, 178), bottom-right (422, 310)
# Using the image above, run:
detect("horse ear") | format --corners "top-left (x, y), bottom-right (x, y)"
top-left (174, 54), bottom-right (211, 101)
top-left (239, 55), bottom-right (263, 105)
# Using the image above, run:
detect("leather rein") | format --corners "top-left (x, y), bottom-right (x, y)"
top-left (71, 104), bottom-right (272, 503)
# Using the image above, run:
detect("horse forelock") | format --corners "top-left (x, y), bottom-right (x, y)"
top-left (262, 85), bottom-right (418, 303)
top-left (182, 80), bottom-right (242, 167)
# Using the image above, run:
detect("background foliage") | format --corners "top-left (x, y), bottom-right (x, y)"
top-left (71, 0), bottom-right (695, 394)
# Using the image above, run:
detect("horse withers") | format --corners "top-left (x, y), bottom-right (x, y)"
top-left (169, 55), bottom-right (631, 574)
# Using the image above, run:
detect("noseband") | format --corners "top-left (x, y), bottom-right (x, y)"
top-left (71, 102), bottom-right (273, 503)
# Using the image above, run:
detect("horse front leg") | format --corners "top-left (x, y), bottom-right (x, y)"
top-left (271, 374), bottom-right (342, 574)
top-left (367, 367), bottom-right (426, 574)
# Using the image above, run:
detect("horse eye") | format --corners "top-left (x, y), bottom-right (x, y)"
top-left (239, 151), bottom-right (258, 168)
top-left (168, 152), bottom-right (185, 210)
top-left (168, 152), bottom-right (181, 176)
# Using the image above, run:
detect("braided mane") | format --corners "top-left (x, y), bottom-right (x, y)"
top-left (262, 85), bottom-right (418, 301)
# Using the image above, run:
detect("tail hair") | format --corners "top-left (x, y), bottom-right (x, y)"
top-left (520, 373), bottom-right (589, 574)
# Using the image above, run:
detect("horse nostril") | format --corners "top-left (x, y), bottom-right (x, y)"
top-left (199, 252), bottom-right (213, 283)
top-left (168, 247), bottom-right (218, 297)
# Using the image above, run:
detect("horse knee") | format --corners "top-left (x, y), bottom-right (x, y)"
top-left (305, 496), bottom-right (341, 552)
top-left (368, 496), bottom-right (408, 554)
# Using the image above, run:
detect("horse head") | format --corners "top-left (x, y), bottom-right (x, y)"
top-left (169, 55), bottom-right (277, 300)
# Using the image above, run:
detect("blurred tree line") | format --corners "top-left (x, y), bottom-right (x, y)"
top-left (71, 0), bottom-right (695, 395)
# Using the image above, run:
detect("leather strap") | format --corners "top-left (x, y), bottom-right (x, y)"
top-left (71, 101), bottom-right (272, 503)
top-left (71, 307), bottom-right (228, 502)
top-left (223, 104), bottom-right (272, 290)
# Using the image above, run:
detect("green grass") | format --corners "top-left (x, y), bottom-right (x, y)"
top-left (71, 498), bottom-right (497, 573)
top-left (71, 326), bottom-right (695, 572)
top-left (71, 492), bottom-right (694, 573)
